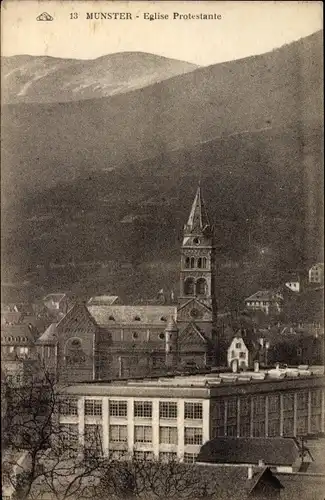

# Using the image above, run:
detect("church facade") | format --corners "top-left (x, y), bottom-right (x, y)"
top-left (37, 187), bottom-right (219, 382)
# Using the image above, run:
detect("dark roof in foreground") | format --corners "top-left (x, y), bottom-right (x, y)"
top-left (195, 464), bottom-right (283, 497)
top-left (197, 437), bottom-right (300, 466)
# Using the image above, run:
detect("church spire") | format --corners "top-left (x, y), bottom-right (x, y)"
top-left (185, 185), bottom-right (210, 233)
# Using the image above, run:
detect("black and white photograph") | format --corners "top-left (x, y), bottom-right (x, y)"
top-left (1, 1), bottom-right (324, 498)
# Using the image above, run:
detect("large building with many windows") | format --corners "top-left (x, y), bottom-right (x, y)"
top-left (59, 366), bottom-right (325, 463)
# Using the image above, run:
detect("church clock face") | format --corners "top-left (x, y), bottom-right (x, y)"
top-left (190, 308), bottom-right (203, 319)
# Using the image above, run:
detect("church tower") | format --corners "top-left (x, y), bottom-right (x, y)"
top-left (177, 186), bottom-right (218, 365)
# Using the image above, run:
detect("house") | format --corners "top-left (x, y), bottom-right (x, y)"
top-left (2, 450), bottom-right (30, 500)
top-left (195, 464), bottom-right (283, 499)
top-left (1, 323), bottom-right (38, 359)
top-left (244, 291), bottom-right (283, 315)
top-left (42, 293), bottom-right (71, 315)
top-left (284, 276), bottom-right (300, 293)
top-left (308, 263), bottom-right (324, 285)
top-left (227, 333), bottom-right (253, 370)
top-left (196, 437), bottom-right (312, 473)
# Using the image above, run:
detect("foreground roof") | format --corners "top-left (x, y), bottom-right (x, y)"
top-left (197, 437), bottom-right (300, 466)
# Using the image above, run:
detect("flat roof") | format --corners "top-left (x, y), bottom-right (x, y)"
top-left (63, 366), bottom-right (325, 398)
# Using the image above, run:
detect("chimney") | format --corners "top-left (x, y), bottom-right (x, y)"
top-left (247, 466), bottom-right (253, 480)
top-left (258, 459), bottom-right (265, 468)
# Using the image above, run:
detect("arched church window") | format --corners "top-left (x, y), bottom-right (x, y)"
top-left (134, 316), bottom-right (141, 321)
top-left (184, 278), bottom-right (195, 296)
top-left (190, 257), bottom-right (195, 269)
top-left (196, 278), bottom-right (207, 296)
top-left (160, 317), bottom-right (167, 322)
top-left (65, 337), bottom-right (85, 366)
top-left (108, 315), bottom-right (115, 321)
top-left (185, 257), bottom-right (190, 268)
top-left (159, 333), bottom-right (165, 340)
top-left (202, 257), bottom-right (207, 268)
top-left (197, 258), bottom-right (202, 269)
top-left (132, 332), bottom-right (138, 340)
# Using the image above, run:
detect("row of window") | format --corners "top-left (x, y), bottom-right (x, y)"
top-left (72, 400), bottom-right (203, 419)
top-left (62, 423), bottom-right (202, 446)
top-left (183, 278), bottom-right (208, 296)
top-left (184, 257), bottom-right (208, 269)
top-left (2, 336), bottom-right (29, 343)
top-left (108, 451), bottom-right (197, 463)
top-left (2, 346), bottom-right (29, 354)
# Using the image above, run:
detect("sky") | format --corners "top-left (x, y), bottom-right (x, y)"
top-left (1, 1), bottom-right (323, 66)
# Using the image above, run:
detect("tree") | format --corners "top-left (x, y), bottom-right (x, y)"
top-left (2, 368), bottom-right (108, 500)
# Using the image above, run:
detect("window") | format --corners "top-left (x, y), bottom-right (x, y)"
top-left (268, 394), bottom-right (280, 437)
top-left (159, 333), bottom-right (165, 340)
top-left (109, 400), bottom-right (127, 417)
top-left (59, 424), bottom-right (79, 456)
top-left (235, 343), bottom-right (241, 349)
top-left (159, 402), bottom-right (177, 419)
top-left (184, 427), bottom-right (202, 445)
top-left (185, 257), bottom-right (190, 268)
top-left (134, 426), bottom-right (152, 443)
top-left (197, 258), bottom-right (202, 268)
top-left (111, 450), bottom-right (128, 460)
top-left (85, 399), bottom-right (102, 416)
top-left (108, 315), bottom-right (115, 321)
top-left (202, 257), bottom-right (207, 268)
top-left (239, 397), bottom-right (251, 437)
top-left (196, 278), bottom-right (207, 296)
top-left (231, 350), bottom-right (235, 358)
top-left (132, 332), bottom-right (138, 339)
top-left (184, 402), bottom-right (202, 420)
top-left (159, 426), bottom-right (178, 444)
top-left (109, 425), bottom-right (127, 443)
top-left (184, 278), bottom-right (195, 295)
top-left (134, 451), bottom-right (153, 461)
top-left (134, 316), bottom-right (141, 322)
top-left (239, 352), bottom-right (246, 359)
top-left (60, 398), bottom-right (78, 416)
top-left (184, 452), bottom-right (198, 464)
top-left (134, 401), bottom-right (152, 418)
top-left (190, 257), bottom-right (195, 269)
top-left (84, 424), bottom-right (103, 456)
top-left (159, 452), bottom-right (177, 463)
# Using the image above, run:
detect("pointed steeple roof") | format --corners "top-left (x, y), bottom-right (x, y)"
top-left (185, 185), bottom-right (210, 232)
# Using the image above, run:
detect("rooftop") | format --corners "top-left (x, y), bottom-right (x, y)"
top-left (197, 437), bottom-right (300, 466)
top-left (62, 365), bottom-right (325, 397)
top-left (87, 304), bottom-right (177, 325)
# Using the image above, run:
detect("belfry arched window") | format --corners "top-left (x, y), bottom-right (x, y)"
top-left (185, 257), bottom-right (190, 268)
top-left (190, 257), bottom-right (195, 269)
top-left (202, 257), bottom-right (207, 268)
top-left (197, 258), bottom-right (202, 269)
top-left (64, 337), bottom-right (86, 366)
top-left (196, 278), bottom-right (208, 296)
top-left (184, 278), bottom-right (195, 296)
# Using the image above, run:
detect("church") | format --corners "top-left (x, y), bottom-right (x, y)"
top-left (36, 186), bottom-right (219, 382)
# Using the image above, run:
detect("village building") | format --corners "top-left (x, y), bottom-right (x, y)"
top-left (58, 366), bottom-right (325, 465)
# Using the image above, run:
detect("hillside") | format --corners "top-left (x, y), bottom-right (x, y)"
top-left (1, 31), bottom-right (323, 304)
top-left (2, 31), bottom-right (322, 203)
top-left (1, 52), bottom-right (198, 104)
